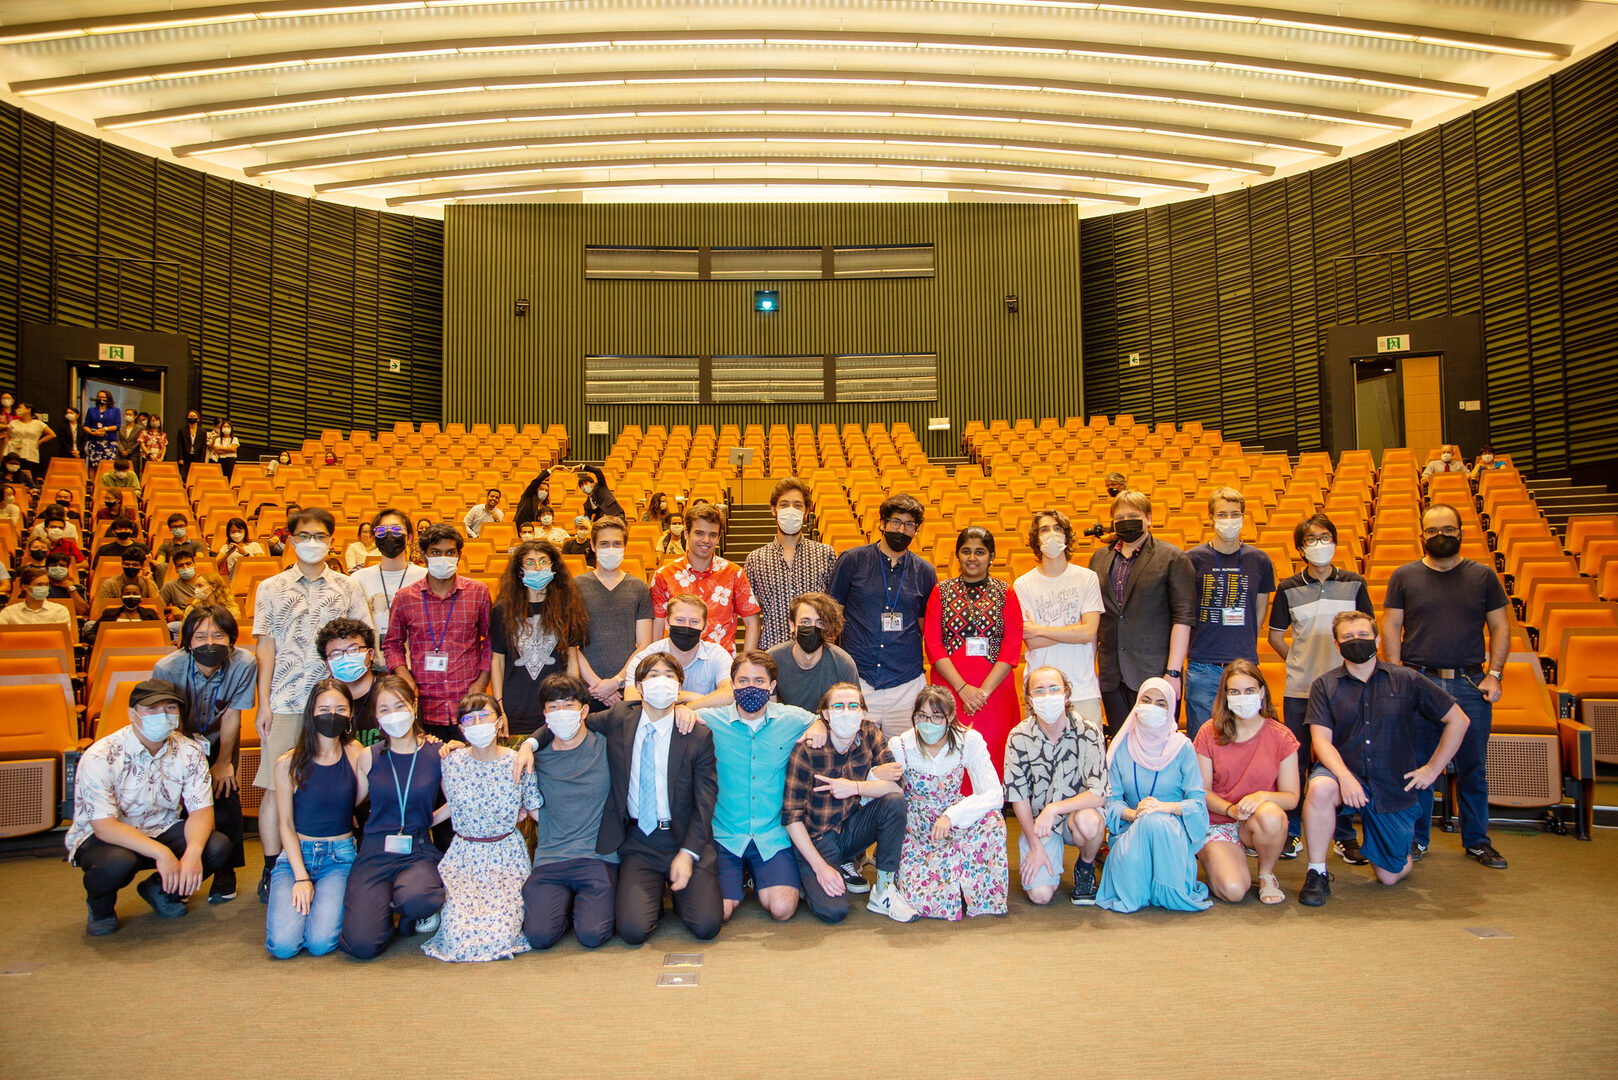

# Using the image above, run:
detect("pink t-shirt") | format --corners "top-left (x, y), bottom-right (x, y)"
top-left (1193, 719), bottom-right (1300, 825)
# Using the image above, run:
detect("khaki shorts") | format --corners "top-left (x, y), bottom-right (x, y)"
top-left (859, 674), bottom-right (928, 739)
top-left (1071, 697), bottom-right (1104, 728)
top-left (253, 712), bottom-right (304, 790)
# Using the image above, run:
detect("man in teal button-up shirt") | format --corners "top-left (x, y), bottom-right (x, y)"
top-left (698, 650), bottom-right (818, 923)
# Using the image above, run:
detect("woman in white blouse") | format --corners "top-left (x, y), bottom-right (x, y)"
top-left (344, 521), bottom-right (380, 573)
top-left (885, 685), bottom-right (1009, 922)
top-left (207, 420), bottom-right (241, 480)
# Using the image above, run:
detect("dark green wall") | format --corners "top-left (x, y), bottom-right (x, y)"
top-left (0, 101), bottom-right (443, 456)
top-left (1081, 44), bottom-right (1618, 476)
top-left (442, 202), bottom-right (1083, 455)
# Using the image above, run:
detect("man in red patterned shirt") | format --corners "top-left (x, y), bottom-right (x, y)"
top-left (651, 503), bottom-right (761, 655)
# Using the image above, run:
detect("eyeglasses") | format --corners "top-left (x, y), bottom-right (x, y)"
top-left (374, 525), bottom-right (406, 538)
top-left (1027, 687), bottom-right (1064, 698)
top-left (293, 531), bottom-right (331, 543)
top-left (826, 702), bottom-right (862, 713)
top-left (326, 645), bottom-right (368, 662)
top-left (1422, 526), bottom-right (1461, 537)
top-left (459, 711), bottom-right (494, 726)
top-left (884, 519), bottom-right (919, 534)
top-left (915, 712), bottom-right (949, 722)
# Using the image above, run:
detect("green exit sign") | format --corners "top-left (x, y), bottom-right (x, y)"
top-left (98, 343), bottom-right (133, 361)
top-left (1375, 334), bottom-right (1409, 353)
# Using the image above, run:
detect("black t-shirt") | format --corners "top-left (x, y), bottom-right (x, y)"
top-left (349, 678), bottom-right (381, 746)
top-left (490, 601), bottom-right (581, 737)
top-left (1385, 558), bottom-right (1509, 667)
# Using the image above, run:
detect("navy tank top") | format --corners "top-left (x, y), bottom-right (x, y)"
top-left (292, 756), bottom-right (358, 838)
top-left (363, 743), bottom-right (443, 838)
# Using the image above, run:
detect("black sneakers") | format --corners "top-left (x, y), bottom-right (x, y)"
top-left (838, 862), bottom-right (871, 894)
top-left (85, 904), bottom-right (118, 936)
top-left (257, 865), bottom-right (273, 904)
top-left (208, 870), bottom-right (237, 904)
top-left (1069, 863), bottom-right (1098, 906)
top-left (136, 874), bottom-right (189, 918)
top-left (1279, 836), bottom-right (1302, 860)
top-left (1465, 843), bottom-right (1508, 869)
top-left (1298, 868), bottom-right (1333, 907)
top-left (1410, 841), bottom-right (1428, 862)
top-left (1335, 837), bottom-right (1370, 866)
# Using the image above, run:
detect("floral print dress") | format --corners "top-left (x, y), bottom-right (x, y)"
top-left (421, 747), bottom-right (542, 962)
top-left (890, 728), bottom-right (1009, 920)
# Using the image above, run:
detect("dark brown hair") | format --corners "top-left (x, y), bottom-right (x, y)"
top-left (288, 678), bottom-right (354, 791)
top-left (497, 539), bottom-right (589, 660)
top-left (1208, 658), bottom-right (1279, 746)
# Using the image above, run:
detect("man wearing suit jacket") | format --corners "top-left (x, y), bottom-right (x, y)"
top-left (516, 650), bottom-right (722, 944)
top-left (1087, 490), bottom-right (1196, 738)
top-left (175, 411), bottom-right (208, 481)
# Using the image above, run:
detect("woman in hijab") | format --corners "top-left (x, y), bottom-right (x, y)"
top-left (1095, 678), bottom-right (1210, 913)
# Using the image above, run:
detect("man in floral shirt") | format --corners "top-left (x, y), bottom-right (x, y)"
top-left (650, 503), bottom-right (761, 655)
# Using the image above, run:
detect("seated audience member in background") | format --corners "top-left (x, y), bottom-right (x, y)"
top-left (2, 451), bottom-right (35, 488)
top-left (33, 496), bottom-right (82, 542)
top-left (184, 572), bottom-right (237, 622)
top-left (264, 503), bottom-right (300, 558)
top-left (317, 618), bottom-right (384, 746)
top-left (655, 513), bottom-right (686, 558)
top-left (521, 676), bottom-right (619, 950)
top-left (623, 593), bottom-right (733, 706)
top-left (462, 489), bottom-right (504, 539)
top-left (382, 523), bottom-right (493, 744)
top-left (781, 683), bottom-right (905, 924)
top-left (349, 510), bottom-right (426, 649)
top-left (67, 680), bottom-right (232, 936)
top-left (151, 512), bottom-right (202, 587)
top-left (562, 515), bottom-right (596, 565)
top-left (886, 686), bottom-right (1008, 923)
top-left (344, 521), bottom-right (379, 573)
top-left (0, 566), bottom-right (71, 625)
top-left (1015, 509), bottom-right (1105, 728)
top-left (1103, 471), bottom-right (1128, 499)
top-left (35, 506), bottom-right (84, 563)
top-left (1298, 612), bottom-right (1470, 907)
top-left (422, 693), bottom-right (541, 963)
top-left (267, 679), bottom-right (365, 959)
top-left (42, 552), bottom-right (89, 619)
top-left (766, 592), bottom-right (859, 713)
top-left (153, 605), bottom-right (257, 902)
top-left (89, 580), bottom-right (162, 640)
top-left (0, 483), bottom-right (21, 530)
top-left (99, 551), bottom-right (158, 611)
top-left (533, 508), bottom-right (568, 547)
top-left (100, 457), bottom-right (141, 494)
top-left (651, 503), bottom-right (760, 655)
top-left (93, 516), bottom-right (140, 562)
top-left (743, 477), bottom-right (839, 651)
top-left (159, 548), bottom-right (201, 625)
top-left (1193, 660), bottom-right (1299, 906)
top-left (574, 516), bottom-right (653, 714)
top-left (490, 539), bottom-right (587, 738)
top-left (1183, 488), bottom-right (1274, 740)
top-left (642, 493), bottom-right (669, 524)
top-left (1095, 679), bottom-right (1211, 914)
top-left (94, 490), bottom-right (128, 527)
top-left (338, 676), bottom-right (448, 958)
top-left (1420, 445), bottom-right (1466, 484)
top-left (1003, 666), bottom-right (1108, 907)
top-left (1469, 445), bottom-right (1506, 480)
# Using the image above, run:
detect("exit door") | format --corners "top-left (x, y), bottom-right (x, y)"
top-left (1353, 353), bottom-right (1444, 458)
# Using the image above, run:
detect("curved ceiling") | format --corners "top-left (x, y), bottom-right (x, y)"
top-left (3, 0), bottom-right (1616, 216)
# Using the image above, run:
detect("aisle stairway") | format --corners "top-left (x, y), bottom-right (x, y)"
top-left (722, 503), bottom-right (779, 560)
top-left (1524, 476), bottom-right (1618, 533)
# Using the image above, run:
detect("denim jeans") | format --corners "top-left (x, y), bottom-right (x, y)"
top-left (1182, 661), bottom-right (1226, 741)
top-left (1412, 673), bottom-right (1493, 850)
top-left (266, 838), bottom-right (357, 959)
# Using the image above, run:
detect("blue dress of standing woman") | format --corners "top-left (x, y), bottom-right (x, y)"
top-left (1096, 678), bottom-right (1211, 913)
top-left (83, 391), bottom-right (121, 466)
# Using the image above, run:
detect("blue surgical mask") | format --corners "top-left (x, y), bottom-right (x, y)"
top-left (733, 685), bottom-right (771, 715)
top-left (329, 653), bottom-right (369, 683)
top-left (915, 720), bottom-right (947, 744)
top-left (522, 568), bottom-right (555, 591)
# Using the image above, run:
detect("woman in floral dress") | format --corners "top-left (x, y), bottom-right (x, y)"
top-left (137, 415), bottom-right (168, 468)
top-left (885, 686), bottom-right (1008, 922)
top-left (422, 693), bottom-right (542, 962)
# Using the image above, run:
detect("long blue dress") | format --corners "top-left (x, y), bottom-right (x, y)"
top-left (1096, 739), bottom-right (1211, 913)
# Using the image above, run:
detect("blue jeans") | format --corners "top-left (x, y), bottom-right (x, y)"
top-left (1283, 697), bottom-right (1355, 844)
top-left (266, 838), bottom-right (357, 959)
top-left (1412, 673), bottom-right (1493, 849)
top-left (1182, 661), bottom-right (1226, 741)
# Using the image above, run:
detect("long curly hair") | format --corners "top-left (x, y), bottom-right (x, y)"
top-left (496, 539), bottom-right (590, 656)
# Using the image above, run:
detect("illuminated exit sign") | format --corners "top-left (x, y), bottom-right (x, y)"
top-left (1375, 334), bottom-right (1409, 353)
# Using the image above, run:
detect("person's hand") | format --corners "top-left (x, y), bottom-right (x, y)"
top-left (588, 678), bottom-right (617, 704)
top-left (257, 712), bottom-right (273, 737)
top-left (1033, 805), bottom-right (1058, 839)
top-left (291, 879), bottom-right (314, 916)
top-left (1232, 795), bottom-right (1261, 820)
top-left (1338, 773), bottom-right (1368, 808)
top-left (813, 773), bottom-right (861, 800)
top-left (958, 685), bottom-right (989, 715)
top-left (496, 714), bottom-right (509, 739)
top-left (800, 719), bottom-right (827, 748)
top-left (814, 860), bottom-right (845, 898)
top-left (1477, 674), bottom-right (1503, 704)
top-left (177, 849), bottom-right (204, 898)
top-left (210, 760), bottom-right (237, 798)
top-left (1020, 841), bottom-right (1052, 888)
top-left (1404, 763), bottom-right (1442, 792)
top-left (1135, 796), bottom-right (1162, 817)
top-left (669, 850), bottom-right (694, 892)
top-left (436, 738), bottom-right (464, 758)
top-left (673, 705), bottom-right (698, 735)
top-left (511, 742), bottom-right (535, 781)
top-left (1163, 673), bottom-right (1182, 699)
top-left (871, 761), bottom-right (903, 783)
top-left (154, 848), bottom-right (182, 894)
top-left (930, 814), bottom-right (953, 841)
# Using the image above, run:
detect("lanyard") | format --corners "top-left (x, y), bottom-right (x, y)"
top-left (879, 551), bottom-right (907, 613)
top-left (423, 589), bottom-right (458, 653)
top-left (378, 567), bottom-right (406, 614)
top-left (1131, 758), bottom-right (1161, 802)
top-left (189, 656), bottom-right (222, 733)
top-left (387, 744), bottom-right (420, 835)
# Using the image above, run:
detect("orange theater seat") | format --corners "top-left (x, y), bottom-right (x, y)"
top-left (1486, 657), bottom-right (1593, 838)
top-left (0, 677), bottom-right (88, 837)
top-left (1558, 628), bottom-right (1618, 772)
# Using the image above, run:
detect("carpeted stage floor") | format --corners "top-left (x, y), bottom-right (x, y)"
top-left (2, 820), bottom-right (1614, 1080)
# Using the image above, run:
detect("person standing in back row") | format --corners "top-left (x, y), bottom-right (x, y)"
top-left (1382, 503), bottom-right (1511, 870)
top-left (175, 410), bottom-right (207, 481)
top-left (650, 503), bottom-right (760, 655)
top-left (1183, 488), bottom-right (1274, 741)
top-left (744, 477), bottom-right (839, 651)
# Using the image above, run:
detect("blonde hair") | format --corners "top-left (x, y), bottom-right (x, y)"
top-left (1207, 486), bottom-right (1245, 514)
top-left (1110, 490), bottom-right (1152, 519)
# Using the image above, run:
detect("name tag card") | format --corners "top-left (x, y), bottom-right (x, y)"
top-left (1221, 607), bottom-right (1245, 627)
top-left (384, 834), bottom-right (413, 854)
top-left (964, 636), bottom-right (990, 657)
top-left (424, 652), bottom-right (448, 672)
top-left (881, 612), bottom-right (903, 633)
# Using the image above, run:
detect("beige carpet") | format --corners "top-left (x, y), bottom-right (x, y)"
top-left (1, 821), bottom-right (1614, 1079)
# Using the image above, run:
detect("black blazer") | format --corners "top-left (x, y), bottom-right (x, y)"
top-left (175, 423), bottom-right (208, 463)
top-left (1088, 535), bottom-right (1197, 692)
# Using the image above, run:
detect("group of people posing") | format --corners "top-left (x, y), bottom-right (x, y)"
top-left (66, 470), bottom-right (1512, 957)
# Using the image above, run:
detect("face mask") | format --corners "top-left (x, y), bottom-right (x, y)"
top-left (378, 710), bottom-right (415, 738)
top-left (734, 685), bottom-right (771, 715)
top-left (28, 585), bottom-right (49, 601)
top-left (545, 708), bottom-right (583, 741)
top-left (1106, 486), bottom-right (1123, 498)
top-left (177, 567), bottom-right (196, 581)
top-left (113, 469), bottom-right (129, 478)
top-left (1134, 703), bottom-right (1171, 730)
top-left (427, 556), bottom-right (459, 580)
top-left (882, 529), bottom-right (913, 552)
top-left (47, 566), bottom-right (68, 581)
top-left (191, 643), bottom-right (229, 668)
top-left (313, 713), bottom-right (348, 739)
top-left (221, 428), bottom-right (231, 437)
top-left (1113, 519), bottom-right (1146, 543)
top-left (122, 566), bottom-right (140, 578)
top-left (170, 526), bottom-right (187, 540)
top-left (667, 625), bottom-right (702, 652)
top-left (580, 483), bottom-right (595, 497)
top-left (915, 720), bottom-right (947, 744)
top-left (1226, 693), bottom-right (1263, 720)
top-left (776, 507), bottom-right (804, 535)
top-left (329, 652), bottom-right (369, 683)
top-left (4, 464), bottom-right (16, 473)
top-left (461, 722), bottom-right (497, 748)
top-left (28, 548), bottom-right (47, 562)
top-left (374, 533), bottom-right (407, 558)
top-left (640, 675), bottom-right (679, 710)
top-left (795, 625), bottom-right (823, 653)
top-left (595, 547), bottom-right (624, 570)
top-left (1214, 518), bottom-right (1243, 543)
top-left (121, 595), bottom-right (142, 609)
top-left (669, 523), bottom-right (683, 535)
top-left (56, 497), bottom-right (71, 506)
top-left (46, 527), bottom-right (64, 540)
top-left (294, 540), bottom-right (330, 565)
top-left (1339, 638), bottom-right (1378, 664)
top-left (1480, 454), bottom-right (1493, 464)
top-left (536, 491), bottom-right (549, 504)
top-left (136, 709), bottom-right (178, 742)
top-left (1424, 534), bottom-right (1461, 559)
top-left (540, 515), bottom-right (553, 526)
top-left (1039, 532), bottom-right (1067, 559)
top-left (115, 533), bottom-right (134, 544)
top-left (188, 416), bottom-right (199, 425)
top-left (828, 710), bottom-right (863, 740)
top-left (1441, 452), bottom-right (1453, 463)
top-left (229, 531), bottom-right (246, 543)
top-left (522, 568), bottom-right (555, 591)
top-left (66, 415), bottom-right (78, 424)
top-left (1031, 694), bottom-right (1067, 722)
top-left (1303, 540), bottom-right (1336, 566)
top-left (279, 456), bottom-right (291, 465)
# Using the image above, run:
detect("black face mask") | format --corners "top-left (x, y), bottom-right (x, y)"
top-left (1423, 534), bottom-right (1461, 559)
top-left (668, 625), bottom-right (703, 652)
top-left (191, 644), bottom-right (229, 669)
top-left (56, 497), bottom-right (70, 506)
top-left (795, 626), bottom-right (823, 654)
top-left (375, 534), bottom-right (408, 558)
top-left (1106, 486), bottom-right (1124, 498)
top-left (122, 566), bottom-right (141, 578)
top-left (114, 533), bottom-right (134, 544)
top-left (120, 595), bottom-right (142, 610)
top-left (1339, 638), bottom-right (1378, 664)
top-left (313, 713), bottom-right (349, 739)
top-left (882, 530), bottom-right (913, 552)
top-left (1113, 519), bottom-right (1146, 543)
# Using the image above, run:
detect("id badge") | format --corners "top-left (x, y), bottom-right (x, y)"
top-left (424, 652), bottom-right (448, 672)
top-left (384, 833), bottom-right (413, 854)
top-left (1221, 607), bottom-right (1245, 627)
top-left (881, 612), bottom-right (903, 633)
top-left (964, 636), bottom-right (990, 658)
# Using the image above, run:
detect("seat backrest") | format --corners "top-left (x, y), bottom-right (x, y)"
top-left (1560, 628), bottom-right (1618, 697)
top-left (0, 681), bottom-right (77, 759)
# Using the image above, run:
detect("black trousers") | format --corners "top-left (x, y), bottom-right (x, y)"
top-left (202, 737), bottom-right (245, 873)
top-left (615, 832), bottom-right (721, 945)
top-left (795, 792), bottom-right (907, 924)
top-left (1283, 697), bottom-right (1356, 844)
top-left (75, 821), bottom-right (233, 919)
top-left (336, 832), bottom-right (445, 960)
top-left (523, 857), bottom-right (617, 950)
top-left (1101, 684), bottom-right (1141, 741)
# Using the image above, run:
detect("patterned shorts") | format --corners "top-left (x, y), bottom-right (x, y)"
top-left (1206, 821), bottom-right (1243, 846)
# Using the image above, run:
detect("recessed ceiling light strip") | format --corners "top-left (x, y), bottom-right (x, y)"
top-left (385, 175), bottom-right (1139, 206)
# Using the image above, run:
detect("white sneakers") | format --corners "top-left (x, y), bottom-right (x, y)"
top-left (414, 913), bottom-right (441, 935)
top-left (868, 882), bottom-right (919, 923)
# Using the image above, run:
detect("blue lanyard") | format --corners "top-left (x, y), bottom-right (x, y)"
top-left (423, 590), bottom-right (458, 653)
top-left (387, 745), bottom-right (420, 835)
top-left (1131, 758), bottom-right (1161, 802)
top-left (879, 551), bottom-right (907, 613)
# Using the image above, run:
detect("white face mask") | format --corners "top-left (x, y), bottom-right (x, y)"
top-left (1303, 540), bottom-right (1336, 566)
top-left (1030, 694), bottom-right (1067, 722)
top-left (1441, 452), bottom-right (1453, 463)
top-left (545, 708), bottom-right (583, 741)
top-left (1214, 517), bottom-right (1243, 543)
top-left (1039, 532), bottom-right (1067, 559)
top-left (776, 506), bottom-right (804, 535)
top-left (828, 709), bottom-right (863, 740)
top-left (1227, 692), bottom-right (1264, 720)
top-left (640, 675), bottom-right (679, 710)
top-left (461, 722), bottom-right (497, 748)
top-left (135, 709), bottom-right (179, 742)
top-left (1134, 703), bottom-right (1171, 730)
top-left (178, 567), bottom-right (196, 581)
top-left (594, 547), bottom-right (624, 571)
top-left (229, 531), bottom-right (245, 543)
top-left (378, 710), bottom-right (415, 738)
top-left (426, 556), bottom-right (459, 580)
top-left (294, 539), bottom-right (330, 565)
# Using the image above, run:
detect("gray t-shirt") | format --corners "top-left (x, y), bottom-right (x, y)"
top-left (575, 571), bottom-right (653, 680)
top-left (531, 730), bottom-right (617, 866)
top-left (767, 641), bottom-right (861, 713)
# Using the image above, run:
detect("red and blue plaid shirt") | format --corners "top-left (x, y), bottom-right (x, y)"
top-left (381, 574), bottom-right (492, 728)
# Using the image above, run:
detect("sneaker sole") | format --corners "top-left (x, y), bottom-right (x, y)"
top-left (1297, 894), bottom-right (1329, 907)
top-left (208, 891), bottom-right (237, 904)
top-left (842, 881), bottom-right (872, 895)
top-left (1070, 895), bottom-right (1097, 907)
top-left (1278, 845), bottom-right (1301, 860)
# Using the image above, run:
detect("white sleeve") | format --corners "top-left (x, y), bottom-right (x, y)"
top-left (1080, 569), bottom-right (1105, 616)
top-left (943, 731), bottom-right (1005, 828)
top-left (885, 732), bottom-right (909, 774)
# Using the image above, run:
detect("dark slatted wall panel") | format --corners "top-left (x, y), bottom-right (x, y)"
top-left (0, 100), bottom-right (443, 455)
top-left (1081, 44), bottom-right (1618, 473)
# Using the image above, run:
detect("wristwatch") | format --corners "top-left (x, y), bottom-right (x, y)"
top-left (1166, 668), bottom-right (1183, 679)
top-left (1487, 669), bottom-right (1503, 680)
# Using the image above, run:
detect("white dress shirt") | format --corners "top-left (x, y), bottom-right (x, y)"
top-left (888, 727), bottom-right (1005, 828)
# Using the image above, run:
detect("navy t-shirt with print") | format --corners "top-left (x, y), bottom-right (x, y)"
top-left (1186, 543), bottom-right (1276, 664)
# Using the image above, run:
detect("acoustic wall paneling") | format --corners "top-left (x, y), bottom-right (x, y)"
top-left (0, 101), bottom-right (442, 454)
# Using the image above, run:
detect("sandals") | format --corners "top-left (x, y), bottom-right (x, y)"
top-left (1257, 873), bottom-right (1285, 905)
